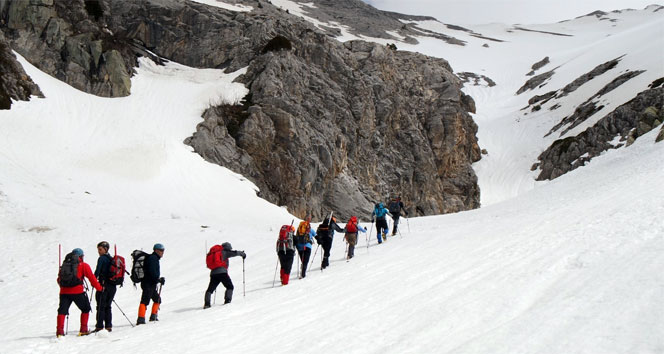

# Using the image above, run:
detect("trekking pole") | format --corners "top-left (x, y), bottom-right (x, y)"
top-left (214, 290), bottom-right (217, 305)
top-left (112, 300), bottom-right (135, 328)
top-left (272, 258), bottom-right (279, 287)
top-left (406, 217), bottom-right (411, 234)
top-left (242, 257), bottom-right (246, 298)
top-left (367, 223), bottom-right (373, 252)
top-left (309, 244), bottom-right (320, 270)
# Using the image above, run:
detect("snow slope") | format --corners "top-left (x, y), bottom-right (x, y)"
top-left (1, 5), bottom-right (664, 354)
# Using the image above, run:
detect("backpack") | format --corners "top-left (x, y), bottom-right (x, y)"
top-left (296, 221), bottom-right (310, 236)
top-left (130, 250), bottom-right (149, 284)
top-left (206, 245), bottom-right (227, 270)
top-left (317, 218), bottom-right (330, 238)
top-left (346, 216), bottom-right (358, 233)
top-left (277, 225), bottom-right (295, 252)
top-left (374, 205), bottom-right (387, 218)
top-left (108, 254), bottom-right (126, 286)
top-left (58, 252), bottom-right (83, 287)
top-left (388, 200), bottom-right (401, 214)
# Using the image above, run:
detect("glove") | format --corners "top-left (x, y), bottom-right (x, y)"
top-left (371, 218), bottom-right (374, 223)
top-left (159, 277), bottom-right (165, 285)
top-left (240, 251), bottom-right (246, 259)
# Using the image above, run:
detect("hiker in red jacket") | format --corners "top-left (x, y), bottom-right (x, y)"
top-left (56, 248), bottom-right (102, 337)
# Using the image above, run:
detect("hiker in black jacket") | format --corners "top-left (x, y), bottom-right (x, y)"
top-left (317, 216), bottom-right (344, 269)
top-left (204, 242), bottom-right (246, 309)
top-left (137, 243), bottom-right (165, 325)
top-left (94, 241), bottom-right (116, 332)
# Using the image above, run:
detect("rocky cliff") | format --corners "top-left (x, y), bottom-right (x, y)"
top-left (1, 0), bottom-right (481, 220)
top-left (0, 31), bottom-right (42, 109)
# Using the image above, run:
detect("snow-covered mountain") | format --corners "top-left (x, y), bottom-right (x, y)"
top-left (1, 1), bottom-right (663, 353)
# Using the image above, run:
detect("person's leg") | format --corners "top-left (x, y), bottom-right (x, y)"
top-left (301, 247), bottom-right (311, 277)
top-left (204, 274), bottom-right (223, 308)
top-left (72, 293), bottom-right (92, 334)
top-left (95, 288), bottom-right (104, 330)
top-left (150, 285), bottom-right (161, 321)
top-left (56, 294), bottom-right (74, 336)
top-left (104, 285), bottom-right (117, 330)
top-left (392, 214), bottom-right (400, 235)
top-left (137, 283), bottom-right (154, 324)
top-left (220, 273), bottom-right (234, 304)
top-left (322, 237), bottom-right (332, 268)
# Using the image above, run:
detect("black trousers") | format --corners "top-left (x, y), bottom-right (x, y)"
top-left (392, 213), bottom-right (401, 234)
top-left (206, 273), bottom-right (234, 303)
top-left (140, 282), bottom-right (161, 306)
top-left (58, 293), bottom-right (91, 315)
top-left (321, 236), bottom-right (333, 268)
top-left (278, 249), bottom-right (295, 274)
top-left (296, 247), bottom-right (311, 277)
top-left (376, 219), bottom-right (389, 240)
top-left (95, 284), bottom-right (117, 329)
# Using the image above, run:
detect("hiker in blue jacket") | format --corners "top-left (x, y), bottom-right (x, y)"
top-left (371, 203), bottom-right (391, 244)
top-left (295, 227), bottom-right (317, 278)
top-left (94, 241), bottom-right (116, 332)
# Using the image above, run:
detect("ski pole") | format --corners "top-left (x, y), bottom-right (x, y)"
top-left (66, 315), bottom-right (69, 335)
top-left (112, 299), bottom-right (135, 328)
top-left (367, 223), bottom-right (373, 252)
top-left (242, 256), bottom-right (246, 298)
top-left (406, 217), bottom-right (411, 234)
top-left (214, 290), bottom-right (217, 305)
top-left (272, 257), bottom-right (279, 287)
top-left (310, 244), bottom-right (320, 270)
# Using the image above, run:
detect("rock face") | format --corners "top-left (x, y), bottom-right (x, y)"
top-left (0, 32), bottom-right (43, 109)
top-left (186, 34), bottom-right (481, 220)
top-left (533, 87), bottom-right (664, 180)
top-left (0, 0), bottom-right (134, 97)
top-left (1, 0), bottom-right (482, 220)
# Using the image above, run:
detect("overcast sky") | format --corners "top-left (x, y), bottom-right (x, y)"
top-left (362, 0), bottom-right (662, 24)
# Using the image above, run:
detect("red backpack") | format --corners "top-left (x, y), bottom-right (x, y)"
top-left (108, 254), bottom-right (126, 286)
top-left (277, 225), bottom-right (295, 252)
top-left (346, 216), bottom-right (358, 233)
top-left (206, 245), bottom-right (227, 270)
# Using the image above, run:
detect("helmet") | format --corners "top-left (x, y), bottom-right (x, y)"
top-left (72, 248), bottom-right (84, 257)
top-left (97, 241), bottom-right (110, 250)
top-left (153, 243), bottom-right (165, 251)
top-left (222, 242), bottom-right (232, 250)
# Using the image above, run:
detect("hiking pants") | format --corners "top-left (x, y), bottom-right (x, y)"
top-left (278, 249), bottom-right (295, 274)
top-left (376, 219), bottom-right (388, 242)
top-left (321, 236), bottom-right (333, 268)
top-left (58, 293), bottom-right (91, 315)
top-left (345, 232), bottom-right (358, 258)
top-left (392, 213), bottom-right (401, 234)
top-left (206, 273), bottom-right (234, 304)
top-left (95, 284), bottom-right (117, 329)
top-left (297, 247), bottom-right (311, 277)
top-left (57, 293), bottom-right (91, 334)
top-left (140, 282), bottom-right (161, 306)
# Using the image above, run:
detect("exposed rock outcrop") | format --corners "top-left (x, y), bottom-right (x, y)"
top-left (1, 0), bottom-right (134, 97)
top-left (0, 0), bottom-right (482, 220)
top-left (533, 87), bottom-right (664, 180)
top-left (0, 32), bottom-right (43, 109)
top-left (516, 69), bottom-right (555, 95)
top-left (526, 56), bottom-right (549, 76)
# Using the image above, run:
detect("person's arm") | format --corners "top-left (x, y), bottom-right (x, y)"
top-left (84, 263), bottom-right (103, 291)
top-left (332, 221), bottom-right (344, 233)
top-left (226, 249), bottom-right (246, 259)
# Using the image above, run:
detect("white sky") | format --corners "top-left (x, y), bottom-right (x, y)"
top-left (362, 0), bottom-right (663, 24)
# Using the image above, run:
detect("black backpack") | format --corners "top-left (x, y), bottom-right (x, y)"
top-left (58, 252), bottom-right (83, 287)
top-left (130, 250), bottom-right (149, 284)
top-left (388, 200), bottom-right (401, 214)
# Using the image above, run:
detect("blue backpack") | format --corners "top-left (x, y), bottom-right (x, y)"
top-left (374, 204), bottom-right (387, 218)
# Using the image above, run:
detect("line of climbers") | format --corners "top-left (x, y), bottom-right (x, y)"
top-left (275, 195), bottom-right (408, 285)
top-left (56, 196), bottom-right (407, 336)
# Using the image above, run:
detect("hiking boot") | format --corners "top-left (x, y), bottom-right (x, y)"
top-left (136, 317), bottom-right (146, 325)
top-left (203, 304), bottom-right (211, 309)
top-left (149, 314), bottom-right (158, 322)
top-left (105, 328), bottom-right (112, 332)
top-left (93, 328), bottom-right (103, 333)
top-left (78, 330), bottom-right (92, 336)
